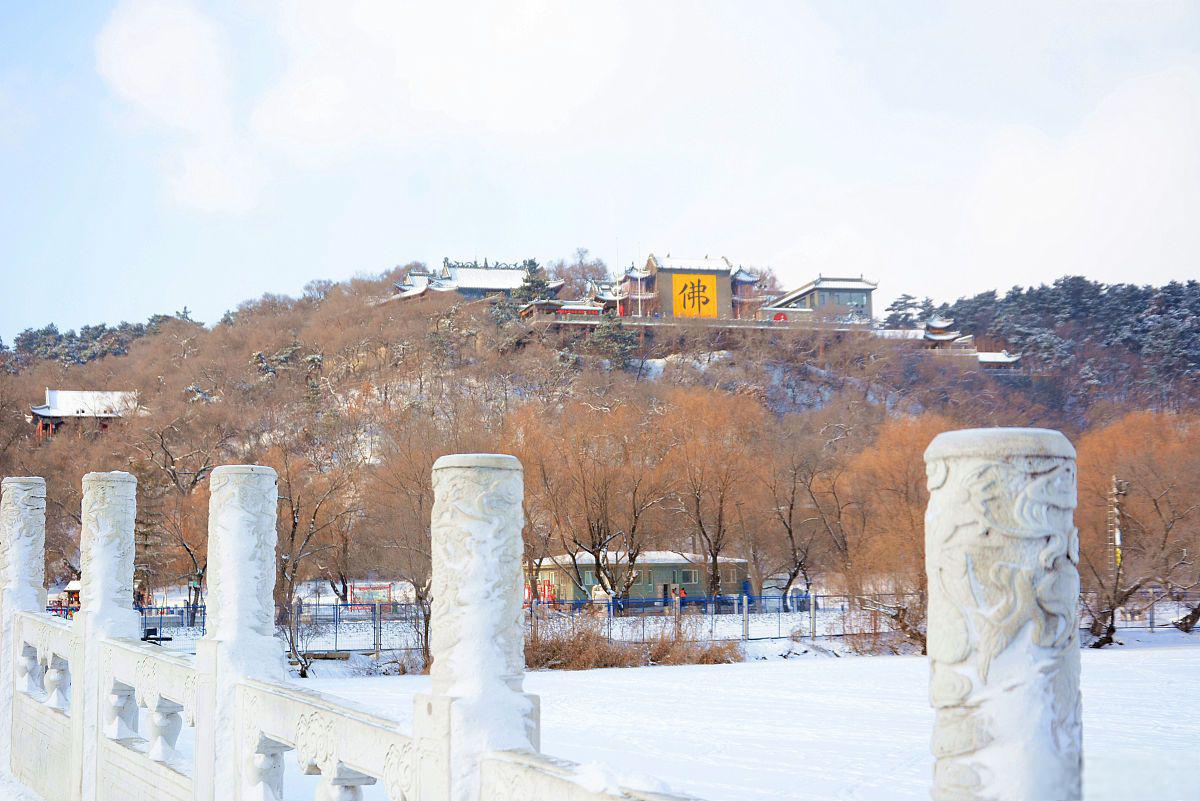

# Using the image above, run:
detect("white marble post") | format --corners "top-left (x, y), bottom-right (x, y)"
top-left (74, 471), bottom-right (140, 801)
top-left (0, 477), bottom-right (46, 768)
top-left (194, 465), bottom-right (285, 801)
top-left (414, 454), bottom-right (538, 801)
top-left (924, 429), bottom-right (1082, 801)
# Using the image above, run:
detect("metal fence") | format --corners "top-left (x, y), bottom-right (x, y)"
top-left (526, 594), bottom-right (915, 643)
top-left (43, 590), bottom-right (1198, 652)
top-left (527, 590), bottom-right (1200, 643)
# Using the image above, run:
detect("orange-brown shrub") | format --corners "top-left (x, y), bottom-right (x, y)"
top-left (525, 617), bottom-right (742, 670)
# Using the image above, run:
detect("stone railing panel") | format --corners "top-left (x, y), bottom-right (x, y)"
top-left (236, 679), bottom-right (414, 801)
top-left (10, 612), bottom-right (75, 801)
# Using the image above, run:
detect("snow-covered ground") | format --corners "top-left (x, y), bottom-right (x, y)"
top-left (305, 631), bottom-right (1200, 801)
top-left (4, 632), bottom-right (1196, 800)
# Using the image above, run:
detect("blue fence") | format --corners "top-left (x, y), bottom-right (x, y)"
top-left (42, 589), bottom-right (1199, 651)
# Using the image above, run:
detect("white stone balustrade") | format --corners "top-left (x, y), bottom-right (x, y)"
top-left (924, 428), bottom-right (1083, 801)
top-left (0, 441), bottom-right (1088, 801)
top-left (0, 476), bottom-right (46, 768)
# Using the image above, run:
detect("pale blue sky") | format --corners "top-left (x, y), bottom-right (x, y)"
top-left (3, 1), bottom-right (1199, 340)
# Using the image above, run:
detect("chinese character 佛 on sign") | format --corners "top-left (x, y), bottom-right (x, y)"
top-left (671, 273), bottom-right (718, 318)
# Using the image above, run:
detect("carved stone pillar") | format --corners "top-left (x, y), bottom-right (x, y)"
top-left (194, 465), bottom-right (284, 801)
top-left (201, 465), bottom-right (283, 670)
top-left (924, 428), bottom-right (1082, 801)
top-left (0, 476), bottom-right (46, 767)
top-left (414, 454), bottom-right (538, 801)
top-left (72, 470), bottom-right (139, 801)
top-left (78, 472), bottom-right (140, 636)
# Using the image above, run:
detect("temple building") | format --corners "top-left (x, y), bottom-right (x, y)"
top-left (615, 255), bottom-right (764, 319)
top-left (387, 259), bottom-right (565, 302)
top-left (29, 388), bottom-right (138, 438)
top-left (757, 275), bottom-right (877, 322)
top-left (875, 317), bottom-right (1021, 370)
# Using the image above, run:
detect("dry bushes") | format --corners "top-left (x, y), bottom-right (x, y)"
top-left (525, 618), bottom-right (641, 670)
top-left (525, 617), bottom-right (742, 671)
top-left (646, 629), bottom-right (742, 666)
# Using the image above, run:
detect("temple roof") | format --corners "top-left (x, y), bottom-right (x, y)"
top-left (978, 351), bottom-right (1021, 364)
top-left (647, 254), bottom-right (736, 273)
top-left (763, 274), bottom-right (878, 310)
top-left (31, 389), bottom-right (138, 419)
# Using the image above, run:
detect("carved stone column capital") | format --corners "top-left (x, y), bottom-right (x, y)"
top-left (924, 428), bottom-right (1082, 801)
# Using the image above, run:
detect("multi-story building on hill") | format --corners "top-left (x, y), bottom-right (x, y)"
top-left (615, 254), bottom-right (765, 319)
top-left (757, 275), bottom-right (877, 322)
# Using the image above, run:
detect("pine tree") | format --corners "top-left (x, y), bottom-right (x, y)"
top-left (512, 258), bottom-right (551, 303)
top-left (883, 294), bottom-right (922, 328)
top-left (587, 312), bottom-right (638, 369)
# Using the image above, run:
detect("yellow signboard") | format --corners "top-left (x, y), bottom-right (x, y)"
top-left (671, 273), bottom-right (718, 318)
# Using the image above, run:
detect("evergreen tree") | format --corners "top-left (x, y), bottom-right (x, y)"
top-left (883, 294), bottom-right (923, 328)
top-left (511, 258), bottom-right (551, 303)
top-left (587, 312), bottom-right (638, 369)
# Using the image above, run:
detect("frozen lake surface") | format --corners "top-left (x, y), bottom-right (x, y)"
top-left (305, 631), bottom-right (1199, 801)
top-left (4, 631), bottom-right (1196, 800)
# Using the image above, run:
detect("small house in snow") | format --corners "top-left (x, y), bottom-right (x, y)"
top-left (29, 388), bottom-right (138, 438)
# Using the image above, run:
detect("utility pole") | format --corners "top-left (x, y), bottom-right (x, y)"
top-left (1106, 475), bottom-right (1129, 588)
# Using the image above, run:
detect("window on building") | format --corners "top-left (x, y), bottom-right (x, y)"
top-left (581, 569), bottom-right (595, 586)
top-left (677, 569), bottom-right (698, 585)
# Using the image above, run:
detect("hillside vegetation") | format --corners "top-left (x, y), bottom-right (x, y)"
top-left (2, 267), bottom-right (1198, 660)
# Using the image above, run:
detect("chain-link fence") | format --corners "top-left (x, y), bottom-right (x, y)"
top-left (43, 590), bottom-right (1199, 652)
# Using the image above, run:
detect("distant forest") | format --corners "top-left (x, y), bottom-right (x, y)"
top-left (8, 273), bottom-right (1200, 406)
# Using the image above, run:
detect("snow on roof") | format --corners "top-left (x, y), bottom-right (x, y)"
top-left (763, 275), bottom-right (877, 310)
top-left (925, 316), bottom-right (955, 329)
top-left (387, 268), bottom-right (564, 301)
top-left (648, 254), bottom-right (736, 273)
top-left (31, 389), bottom-right (138, 419)
top-left (978, 351), bottom-right (1021, 364)
top-left (923, 331), bottom-right (962, 342)
top-left (874, 328), bottom-right (926, 339)
top-left (447, 266), bottom-right (531, 290)
top-left (541, 551), bottom-right (747, 567)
